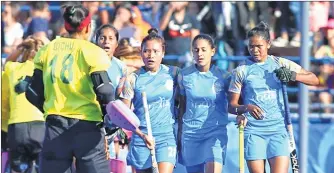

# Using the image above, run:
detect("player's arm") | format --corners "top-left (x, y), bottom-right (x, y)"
top-left (176, 73), bottom-right (186, 151)
top-left (25, 69), bottom-right (45, 113)
top-left (119, 75), bottom-right (143, 136)
top-left (91, 71), bottom-right (115, 115)
top-left (228, 68), bottom-right (263, 120)
top-left (294, 68), bottom-right (319, 86)
top-left (275, 58), bottom-right (320, 86)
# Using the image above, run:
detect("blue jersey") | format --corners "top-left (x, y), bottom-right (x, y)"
top-left (120, 64), bottom-right (179, 145)
top-left (229, 55), bottom-right (302, 134)
top-left (178, 65), bottom-right (230, 140)
top-left (106, 57), bottom-right (127, 90)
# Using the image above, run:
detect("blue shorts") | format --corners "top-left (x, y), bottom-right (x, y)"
top-left (181, 133), bottom-right (227, 168)
top-left (127, 134), bottom-right (176, 169)
top-left (244, 132), bottom-right (290, 160)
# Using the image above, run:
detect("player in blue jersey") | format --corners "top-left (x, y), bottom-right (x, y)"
top-left (120, 28), bottom-right (179, 173)
top-left (95, 24), bottom-right (127, 94)
top-left (95, 24), bottom-right (128, 160)
top-left (228, 21), bottom-right (319, 173)
top-left (177, 34), bottom-right (231, 173)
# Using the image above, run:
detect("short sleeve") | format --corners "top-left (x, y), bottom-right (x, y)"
top-left (33, 45), bottom-right (48, 70)
top-left (278, 57), bottom-right (302, 73)
top-left (228, 67), bottom-right (245, 94)
top-left (121, 63), bottom-right (128, 78)
top-left (119, 73), bottom-right (136, 101)
top-left (84, 47), bottom-right (111, 74)
top-left (177, 73), bottom-right (185, 96)
top-left (1, 71), bottom-right (10, 126)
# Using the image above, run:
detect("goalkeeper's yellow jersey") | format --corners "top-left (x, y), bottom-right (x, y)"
top-left (3, 61), bottom-right (44, 125)
top-left (34, 37), bottom-right (111, 122)
top-left (2, 71), bottom-right (9, 131)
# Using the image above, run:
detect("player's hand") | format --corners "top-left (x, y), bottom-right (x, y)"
top-left (236, 114), bottom-right (247, 127)
top-left (246, 104), bottom-right (264, 120)
top-left (143, 134), bottom-right (155, 150)
top-left (274, 67), bottom-right (297, 83)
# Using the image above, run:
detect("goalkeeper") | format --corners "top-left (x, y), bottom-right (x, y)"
top-left (2, 36), bottom-right (47, 173)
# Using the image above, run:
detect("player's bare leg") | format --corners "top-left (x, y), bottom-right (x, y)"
top-left (247, 159), bottom-right (266, 173)
top-left (205, 161), bottom-right (222, 173)
top-left (268, 156), bottom-right (289, 173)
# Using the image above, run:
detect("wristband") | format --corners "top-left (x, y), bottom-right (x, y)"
top-left (291, 71), bottom-right (297, 81)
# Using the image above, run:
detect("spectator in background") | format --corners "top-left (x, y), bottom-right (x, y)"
top-left (131, 5), bottom-right (153, 41)
top-left (2, 2), bottom-right (24, 54)
top-left (114, 38), bottom-right (144, 74)
top-left (111, 3), bottom-right (142, 43)
top-left (160, 2), bottom-right (201, 67)
top-left (25, 2), bottom-right (50, 43)
top-left (309, 2), bottom-right (330, 34)
top-left (82, 1), bottom-right (100, 42)
top-left (1, 20), bottom-right (5, 52)
top-left (314, 19), bottom-right (334, 114)
top-left (272, 2), bottom-right (301, 47)
top-left (136, 1), bottom-right (163, 30)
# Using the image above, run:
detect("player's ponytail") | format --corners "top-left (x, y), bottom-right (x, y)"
top-left (247, 21), bottom-right (271, 42)
top-left (63, 5), bottom-right (90, 34)
top-left (141, 28), bottom-right (166, 51)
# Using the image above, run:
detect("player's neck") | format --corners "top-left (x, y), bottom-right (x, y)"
top-left (70, 33), bottom-right (86, 40)
top-left (196, 63), bottom-right (211, 72)
top-left (145, 65), bottom-right (160, 73)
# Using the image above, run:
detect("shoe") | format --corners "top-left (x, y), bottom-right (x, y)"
top-left (272, 37), bottom-right (289, 47)
top-left (290, 38), bottom-right (300, 47)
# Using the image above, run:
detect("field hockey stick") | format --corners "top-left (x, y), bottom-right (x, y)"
top-left (106, 100), bottom-right (140, 131)
top-left (282, 83), bottom-right (299, 172)
top-left (142, 92), bottom-right (159, 173)
top-left (239, 124), bottom-right (245, 173)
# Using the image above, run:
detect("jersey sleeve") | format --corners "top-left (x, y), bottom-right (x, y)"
top-left (228, 66), bottom-right (246, 94)
top-left (121, 62), bottom-right (128, 78)
top-left (177, 72), bottom-right (185, 96)
top-left (33, 45), bottom-right (48, 70)
top-left (278, 57), bottom-right (302, 73)
top-left (1, 71), bottom-right (10, 127)
top-left (84, 46), bottom-right (111, 74)
top-left (119, 73), bottom-right (136, 101)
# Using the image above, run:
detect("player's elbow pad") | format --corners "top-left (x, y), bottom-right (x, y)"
top-left (25, 69), bottom-right (45, 113)
top-left (91, 71), bottom-right (116, 105)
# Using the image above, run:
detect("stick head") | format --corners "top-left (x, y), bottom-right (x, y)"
top-left (106, 100), bottom-right (140, 131)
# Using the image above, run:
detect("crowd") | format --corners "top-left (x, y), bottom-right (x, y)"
top-left (0, 2), bottom-right (333, 173)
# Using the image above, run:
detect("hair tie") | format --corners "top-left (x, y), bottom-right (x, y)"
top-left (64, 14), bottom-right (92, 32)
top-left (70, 6), bottom-right (76, 15)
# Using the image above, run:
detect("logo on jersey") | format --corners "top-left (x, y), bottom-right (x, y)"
top-left (255, 90), bottom-right (277, 102)
top-left (165, 79), bottom-right (174, 91)
top-left (213, 80), bottom-right (223, 94)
